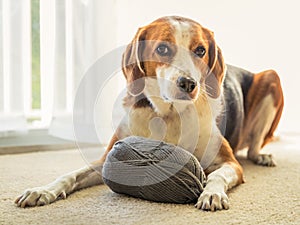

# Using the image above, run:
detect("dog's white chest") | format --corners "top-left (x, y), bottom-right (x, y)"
top-left (122, 104), bottom-right (212, 153)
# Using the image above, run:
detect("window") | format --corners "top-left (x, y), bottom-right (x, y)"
top-left (0, 0), bottom-right (120, 145)
top-left (31, 0), bottom-right (41, 111)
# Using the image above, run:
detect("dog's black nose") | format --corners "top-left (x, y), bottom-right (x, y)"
top-left (176, 76), bottom-right (197, 93)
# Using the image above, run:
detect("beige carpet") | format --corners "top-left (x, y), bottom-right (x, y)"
top-left (1, 133), bottom-right (299, 225)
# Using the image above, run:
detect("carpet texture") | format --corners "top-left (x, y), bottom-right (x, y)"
top-left (0, 134), bottom-right (299, 225)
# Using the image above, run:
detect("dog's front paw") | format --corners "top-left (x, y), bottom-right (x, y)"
top-left (15, 187), bottom-right (63, 208)
top-left (195, 190), bottom-right (229, 211)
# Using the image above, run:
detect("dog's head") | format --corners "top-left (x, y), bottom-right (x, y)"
top-left (122, 16), bottom-right (225, 114)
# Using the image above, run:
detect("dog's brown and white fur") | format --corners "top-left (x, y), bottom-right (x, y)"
top-left (15, 16), bottom-right (284, 211)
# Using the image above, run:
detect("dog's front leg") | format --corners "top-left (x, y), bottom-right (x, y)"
top-left (15, 134), bottom-right (119, 208)
top-left (15, 162), bottom-right (103, 208)
top-left (195, 139), bottom-right (244, 211)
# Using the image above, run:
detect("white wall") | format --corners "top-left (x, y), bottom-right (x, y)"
top-left (108, 0), bottom-right (300, 132)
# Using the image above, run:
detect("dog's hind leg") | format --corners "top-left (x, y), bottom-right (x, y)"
top-left (243, 70), bottom-right (284, 166)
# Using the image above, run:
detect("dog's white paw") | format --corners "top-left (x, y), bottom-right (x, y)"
top-left (195, 190), bottom-right (229, 211)
top-left (255, 154), bottom-right (276, 167)
top-left (15, 187), bottom-right (64, 208)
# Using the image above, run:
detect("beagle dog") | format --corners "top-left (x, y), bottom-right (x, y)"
top-left (15, 16), bottom-right (284, 211)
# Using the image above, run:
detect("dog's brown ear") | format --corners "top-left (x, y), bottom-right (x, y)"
top-left (122, 27), bottom-right (147, 96)
top-left (206, 31), bottom-right (226, 98)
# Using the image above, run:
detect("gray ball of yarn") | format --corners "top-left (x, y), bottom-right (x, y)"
top-left (102, 136), bottom-right (206, 204)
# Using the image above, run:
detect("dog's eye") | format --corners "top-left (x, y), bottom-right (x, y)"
top-left (194, 46), bottom-right (206, 58)
top-left (156, 44), bottom-right (170, 56)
